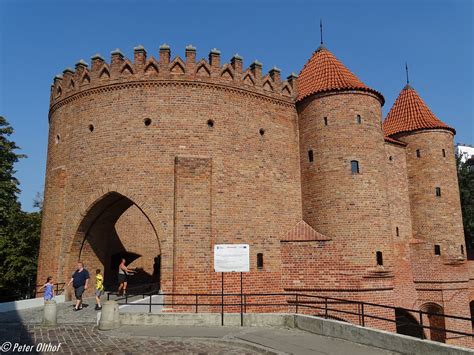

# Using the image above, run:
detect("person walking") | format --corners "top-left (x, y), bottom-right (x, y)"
top-left (39, 276), bottom-right (54, 301)
top-left (67, 262), bottom-right (90, 311)
top-left (95, 269), bottom-right (104, 310)
top-left (117, 258), bottom-right (135, 296)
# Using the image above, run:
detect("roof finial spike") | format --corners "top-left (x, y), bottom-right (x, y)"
top-left (405, 62), bottom-right (409, 84)
top-left (320, 19), bottom-right (323, 45)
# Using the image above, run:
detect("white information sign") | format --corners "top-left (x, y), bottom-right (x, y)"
top-left (214, 244), bottom-right (250, 272)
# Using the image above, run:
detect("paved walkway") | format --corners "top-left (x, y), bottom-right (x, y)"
top-left (0, 324), bottom-right (263, 354)
top-left (0, 294), bottom-right (163, 325)
top-left (108, 325), bottom-right (399, 355)
top-left (0, 297), bottom-right (400, 354)
top-left (0, 297), bottom-right (101, 325)
top-left (0, 322), bottom-right (399, 354)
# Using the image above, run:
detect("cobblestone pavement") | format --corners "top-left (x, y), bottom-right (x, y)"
top-left (0, 324), bottom-right (267, 354)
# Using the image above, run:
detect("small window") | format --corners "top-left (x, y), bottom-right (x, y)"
top-left (461, 245), bottom-right (464, 255)
top-left (396, 227), bottom-right (399, 236)
top-left (376, 251), bottom-right (383, 266)
top-left (88, 124), bottom-right (94, 132)
top-left (434, 245), bottom-right (441, 256)
top-left (259, 128), bottom-right (265, 136)
top-left (308, 150), bottom-right (314, 162)
top-left (416, 149), bottom-right (421, 158)
top-left (144, 118), bottom-right (152, 126)
top-left (351, 160), bottom-right (359, 174)
top-left (207, 119), bottom-right (214, 128)
top-left (324, 117), bottom-right (328, 126)
top-left (356, 114), bottom-right (362, 124)
top-left (435, 187), bottom-right (441, 197)
top-left (389, 156), bottom-right (393, 161)
top-left (55, 134), bottom-right (60, 144)
top-left (442, 149), bottom-right (446, 157)
top-left (257, 253), bottom-right (264, 269)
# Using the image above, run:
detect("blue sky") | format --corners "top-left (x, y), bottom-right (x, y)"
top-left (0, 0), bottom-right (472, 212)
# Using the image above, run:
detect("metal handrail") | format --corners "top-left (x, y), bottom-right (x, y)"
top-left (35, 282), bottom-right (66, 296)
top-left (108, 291), bottom-right (473, 339)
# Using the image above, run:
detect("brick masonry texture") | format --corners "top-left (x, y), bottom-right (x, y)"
top-left (36, 44), bottom-right (473, 347)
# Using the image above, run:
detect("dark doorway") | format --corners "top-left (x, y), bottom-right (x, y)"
top-left (153, 255), bottom-right (161, 290)
top-left (395, 308), bottom-right (425, 339)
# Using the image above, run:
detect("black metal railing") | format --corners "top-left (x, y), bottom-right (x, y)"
top-left (35, 282), bottom-right (66, 296)
top-left (107, 291), bottom-right (473, 341)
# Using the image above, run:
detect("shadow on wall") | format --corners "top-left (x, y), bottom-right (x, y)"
top-left (395, 308), bottom-right (425, 340)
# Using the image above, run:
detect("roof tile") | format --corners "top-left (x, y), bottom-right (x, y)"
top-left (383, 84), bottom-right (455, 136)
top-left (296, 46), bottom-right (384, 104)
top-left (281, 220), bottom-right (331, 242)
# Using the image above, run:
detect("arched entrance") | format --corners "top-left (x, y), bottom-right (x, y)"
top-left (395, 308), bottom-right (425, 339)
top-left (420, 303), bottom-right (446, 343)
top-left (70, 192), bottom-right (161, 292)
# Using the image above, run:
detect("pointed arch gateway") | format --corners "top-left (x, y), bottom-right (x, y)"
top-left (70, 192), bottom-right (162, 291)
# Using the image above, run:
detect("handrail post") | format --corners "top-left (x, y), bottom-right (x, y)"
top-left (324, 297), bottom-right (328, 319)
top-left (296, 294), bottom-right (299, 314)
top-left (149, 294), bottom-right (152, 313)
top-left (195, 294), bottom-right (198, 313)
top-left (361, 303), bottom-right (365, 327)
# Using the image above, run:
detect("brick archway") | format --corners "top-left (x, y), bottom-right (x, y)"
top-left (395, 308), bottom-right (425, 339)
top-left (420, 302), bottom-right (446, 343)
top-left (67, 191), bottom-right (162, 292)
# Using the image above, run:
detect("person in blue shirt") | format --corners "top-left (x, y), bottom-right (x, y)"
top-left (67, 262), bottom-right (90, 311)
top-left (39, 276), bottom-right (54, 301)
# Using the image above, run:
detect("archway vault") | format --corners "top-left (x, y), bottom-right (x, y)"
top-left (68, 191), bottom-right (162, 290)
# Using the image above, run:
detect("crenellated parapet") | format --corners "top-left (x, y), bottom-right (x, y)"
top-left (49, 44), bottom-right (297, 114)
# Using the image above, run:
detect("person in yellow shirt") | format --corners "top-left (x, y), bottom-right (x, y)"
top-left (95, 269), bottom-right (104, 310)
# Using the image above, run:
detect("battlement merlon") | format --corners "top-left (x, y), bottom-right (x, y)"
top-left (49, 45), bottom-right (297, 108)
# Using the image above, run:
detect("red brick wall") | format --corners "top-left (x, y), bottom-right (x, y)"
top-left (384, 142), bottom-right (418, 309)
top-left (37, 46), bottom-right (302, 300)
top-left (396, 130), bottom-right (465, 252)
top-left (296, 91), bottom-right (395, 301)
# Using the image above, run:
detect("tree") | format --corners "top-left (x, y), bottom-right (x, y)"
top-left (457, 154), bottom-right (474, 257)
top-left (0, 116), bottom-right (24, 226)
top-left (0, 116), bottom-right (42, 301)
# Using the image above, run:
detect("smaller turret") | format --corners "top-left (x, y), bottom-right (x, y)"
top-left (384, 84), bottom-right (464, 259)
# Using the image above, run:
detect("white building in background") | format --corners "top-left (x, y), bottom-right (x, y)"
top-left (455, 143), bottom-right (474, 163)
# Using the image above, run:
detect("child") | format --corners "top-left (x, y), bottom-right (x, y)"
top-left (39, 276), bottom-right (54, 301)
top-left (95, 269), bottom-right (104, 310)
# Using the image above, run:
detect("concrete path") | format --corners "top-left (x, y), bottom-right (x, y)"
top-left (107, 325), bottom-right (400, 354)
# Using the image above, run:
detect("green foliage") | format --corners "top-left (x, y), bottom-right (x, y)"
top-left (0, 116), bottom-right (41, 301)
top-left (457, 155), bottom-right (474, 249)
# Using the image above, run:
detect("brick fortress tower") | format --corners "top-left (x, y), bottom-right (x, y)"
top-left (288, 45), bottom-right (396, 328)
top-left (384, 83), bottom-right (471, 344)
top-left (36, 41), bottom-right (472, 346)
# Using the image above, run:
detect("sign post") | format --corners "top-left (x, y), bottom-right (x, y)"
top-left (214, 244), bottom-right (250, 326)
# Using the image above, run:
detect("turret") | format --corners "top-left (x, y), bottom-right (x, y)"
top-left (383, 84), bottom-right (465, 259)
top-left (296, 45), bottom-right (394, 288)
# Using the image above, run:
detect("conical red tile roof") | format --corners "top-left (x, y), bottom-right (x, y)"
top-left (296, 46), bottom-right (384, 104)
top-left (383, 84), bottom-right (455, 137)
